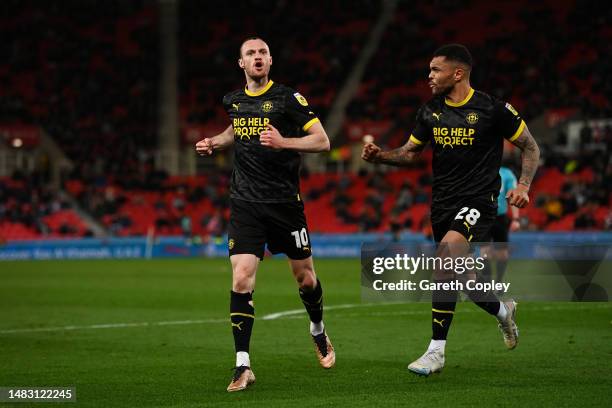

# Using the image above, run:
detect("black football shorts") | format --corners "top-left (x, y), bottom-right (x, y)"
top-left (228, 198), bottom-right (312, 260)
top-left (431, 195), bottom-right (497, 243)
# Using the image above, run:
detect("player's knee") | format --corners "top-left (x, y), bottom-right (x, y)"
top-left (497, 249), bottom-right (509, 261)
top-left (295, 267), bottom-right (316, 290)
top-left (232, 277), bottom-right (252, 293)
top-left (232, 264), bottom-right (255, 292)
top-left (299, 274), bottom-right (317, 290)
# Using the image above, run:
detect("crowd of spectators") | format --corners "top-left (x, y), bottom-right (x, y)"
top-left (0, 0), bottom-right (610, 240)
top-left (1, 0), bottom-right (159, 177)
top-left (346, 0), bottom-right (611, 147)
top-left (533, 127), bottom-right (612, 230)
top-left (65, 169), bottom-right (231, 239)
top-left (178, 0), bottom-right (379, 131)
top-left (0, 171), bottom-right (89, 238)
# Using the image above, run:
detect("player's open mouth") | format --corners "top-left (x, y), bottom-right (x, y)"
top-left (254, 62), bottom-right (263, 69)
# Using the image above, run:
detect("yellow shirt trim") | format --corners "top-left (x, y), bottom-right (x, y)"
top-left (445, 87), bottom-right (475, 107)
top-left (244, 80), bottom-right (274, 97)
top-left (508, 120), bottom-right (526, 142)
top-left (302, 117), bottom-right (320, 131)
top-left (409, 134), bottom-right (423, 145)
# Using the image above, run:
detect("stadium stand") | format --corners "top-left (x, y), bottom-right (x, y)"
top-left (178, 0), bottom-right (380, 137)
top-left (0, 0), bottom-right (610, 240)
top-left (55, 157), bottom-right (612, 238)
top-left (346, 0), bottom-right (612, 148)
top-left (0, 172), bottom-right (89, 240)
top-left (0, 0), bottom-right (159, 177)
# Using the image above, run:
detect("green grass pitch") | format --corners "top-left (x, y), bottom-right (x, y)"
top-left (1, 258), bottom-right (611, 407)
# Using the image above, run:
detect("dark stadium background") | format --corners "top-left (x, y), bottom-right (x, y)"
top-left (0, 1), bottom-right (611, 406)
top-left (0, 0), bottom-right (610, 241)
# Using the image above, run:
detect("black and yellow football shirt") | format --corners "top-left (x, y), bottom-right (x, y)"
top-left (409, 88), bottom-right (525, 222)
top-left (223, 80), bottom-right (320, 203)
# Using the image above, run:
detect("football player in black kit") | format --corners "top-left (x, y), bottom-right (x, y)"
top-left (362, 44), bottom-right (540, 376)
top-left (196, 37), bottom-right (334, 392)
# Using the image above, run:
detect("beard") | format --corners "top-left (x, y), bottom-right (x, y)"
top-left (434, 83), bottom-right (454, 96)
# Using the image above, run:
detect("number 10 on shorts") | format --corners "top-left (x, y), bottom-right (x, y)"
top-left (455, 207), bottom-right (481, 225)
top-left (291, 228), bottom-right (309, 248)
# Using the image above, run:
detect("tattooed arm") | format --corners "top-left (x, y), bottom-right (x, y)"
top-left (506, 125), bottom-right (540, 208)
top-left (361, 137), bottom-right (426, 167)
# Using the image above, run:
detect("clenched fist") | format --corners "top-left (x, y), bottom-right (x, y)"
top-left (196, 138), bottom-right (214, 156)
top-left (259, 124), bottom-right (285, 149)
top-left (361, 142), bottom-right (381, 163)
top-left (506, 185), bottom-right (530, 208)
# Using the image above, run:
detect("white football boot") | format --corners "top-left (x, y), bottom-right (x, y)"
top-left (498, 300), bottom-right (519, 350)
top-left (407, 348), bottom-right (445, 376)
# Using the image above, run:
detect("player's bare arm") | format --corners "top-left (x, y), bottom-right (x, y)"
top-left (361, 138), bottom-right (426, 167)
top-left (195, 125), bottom-right (235, 156)
top-left (506, 125), bottom-right (540, 208)
top-left (259, 122), bottom-right (330, 152)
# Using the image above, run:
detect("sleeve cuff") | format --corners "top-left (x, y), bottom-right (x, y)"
top-left (302, 118), bottom-right (320, 131)
top-left (507, 120), bottom-right (526, 142)
top-left (409, 134), bottom-right (424, 145)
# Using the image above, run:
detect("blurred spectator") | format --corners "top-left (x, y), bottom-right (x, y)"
top-left (574, 204), bottom-right (597, 229)
top-left (559, 183), bottom-right (578, 215)
top-left (604, 210), bottom-right (612, 230)
top-left (544, 196), bottom-right (563, 222)
top-left (414, 187), bottom-right (429, 204)
top-left (180, 214), bottom-right (192, 239)
top-left (203, 209), bottom-right (226, 238)
top-left (394, 181), bottom-right (414, 212)
top-left (358, 206), bottom-right (379, 232)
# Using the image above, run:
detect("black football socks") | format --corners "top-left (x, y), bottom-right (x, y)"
top-left (230, 291), bottom-right (255, 354)
top-left (465, 275), bottom-right (502, 316)
top-left (431, 279), bottom-right (458, 340)
top-left (299, 278), bottom-right (324, 326)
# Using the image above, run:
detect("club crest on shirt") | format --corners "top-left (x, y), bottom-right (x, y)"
top-left (261, 101), bottom-right (273, 113)
top-left (294, 92), bottom-right (308, 106)
top-left (465, 112), bottom-right (479, 125)
top-left (228, 239), bottom-right (235, 250)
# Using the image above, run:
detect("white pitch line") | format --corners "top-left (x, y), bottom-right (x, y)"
top-left (261, 302), bottom-right (612, 320)
top-left (261, 303), bottom-right (370, 320)
top-left (0, 303), bottom-right (396, 334)
top-left (0, 303), bottom-right (609, 335)
top-left (0, 318), bottom-right (226, 334)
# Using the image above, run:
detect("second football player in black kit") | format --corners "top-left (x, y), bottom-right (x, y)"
top-left (362, 44), bottom-right (540, 376)
top-left (196, 37), bottom-right (334, 392)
